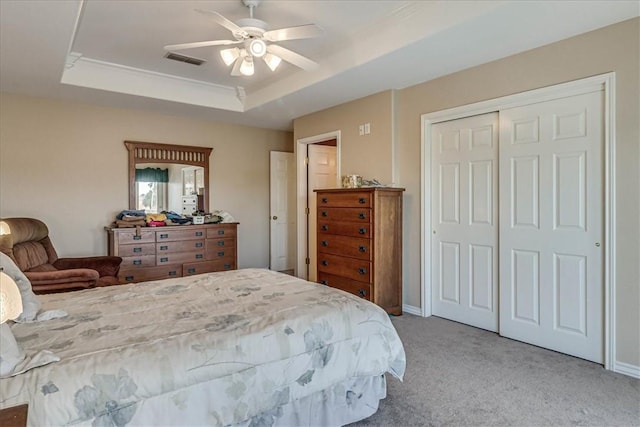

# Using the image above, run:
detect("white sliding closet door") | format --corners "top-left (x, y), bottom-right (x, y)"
top-left (431, 113), bottom-right (499, 332)
top-left (499, 91), bottom-right (604, 363)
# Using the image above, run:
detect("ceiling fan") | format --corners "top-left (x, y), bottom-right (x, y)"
top-left (164, 0), bottom-right (323, 76)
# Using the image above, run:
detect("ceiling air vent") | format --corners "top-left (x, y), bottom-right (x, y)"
top-left (164, 52), bottom-right (206, 66)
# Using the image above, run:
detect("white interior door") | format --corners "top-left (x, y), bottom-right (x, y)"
top-left (307, 144), bottom-right (337, 281)
top-left (499, 91), bottom-right (603, 363)
top-left (270, 151), bottom-right (295, 272)
top-left (431, 113), bottom-right (499, 332)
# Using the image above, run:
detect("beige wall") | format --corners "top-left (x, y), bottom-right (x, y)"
top-left (294, 91), bottom-right (396, 185)
top-left (294, 18), bottom-right (640, 367)
top-left (0, 93), bottom-right (293, 268)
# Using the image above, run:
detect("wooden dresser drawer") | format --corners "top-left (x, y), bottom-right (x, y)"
top-left (318, 220), bottom-right (371, 238)
top-left (119, 265), bottom-right (181, 283)
top-left (317, 207), bottom-right (371, 223)
top-left (156, 228), bottom-right (207, 242)
top-left (206, 224), bottom-right (237, 238)
top-left (318, 272), bottom-right (372, 301)
top-left (183, 259), bottom-right (236, 276)
top-left (157, 240), bottom-right (205, 253)
top-left (206, 245), bottom-right (235, 260)
top-left (317, 253), bottom-right (371, 283)
top-left (115, 230), bottom-right (155, 244)
top-left (117, 243), bottom-right (155, 257)
top-left (157, 251), bottom-right (206, 265)
top-left (121, 255), bottom-right (156, 268)
top-left (318, 234), bottom-right (371, 260)
top-left (206, 237), bottom-right (236, 251)
top-left (317, 191), bottom-right (371, 207)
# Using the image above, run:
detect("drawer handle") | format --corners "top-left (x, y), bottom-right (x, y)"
top-left (217, 241), bottom-right (225, 246)
top-left (224, 264), bottom-right (231, 269)
top-left (358, 198), bottom-right (366, 204)
top-left (358, 267), bottom-right (367, 275)
top-left (358, 289), bottom-right (367, 297)
top-left (359, 227), bottom-right (367, 235)
top-left (321, 240), bottom-right (328, 247)
top-left (133, 235), bottom-right (141, 241)
top-left (321, 224), bottom-right (328, 231)
top-left (320, 280), bottom-right (328, 285)
top-left (160, 234), bottom-right (168, 239)
top-left (195, 242), bottom-right (203, 248)
top-left (358, 212), bottom-right (367, 220)
top-left (125, 275), bottom-right (134, 281)
top-left (169, 271), bottom-right (177, 276)
top-left (160, 245), bottom-right (168, 250)
top-left (133, 260), bottom-right (142, 265)
top-left (218, 230), bottom-right (225, 235)
top-left (321, 197), bottom-right (328, 204)
top-left (133, 247), bottom-right (142, 253)
top-left (218, 251), bottom-right (225, 257)
top-left (196, 254), bottom-right (203, 259)
top-left (359, 246), bottom-right (367, 253)
top-left (160, 257), bottom-right (168, 263)
top-left (196, 231), bottom-right (203, 237)
top-left (321, 260), bottom-right (328, 266)
top-left (187, 268), bottom-right (196, 274)
top-left (321, 211), bottom-right (328, 217)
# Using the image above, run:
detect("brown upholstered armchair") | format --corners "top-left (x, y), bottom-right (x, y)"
top-left (0, 218), bottom-right (122, 294)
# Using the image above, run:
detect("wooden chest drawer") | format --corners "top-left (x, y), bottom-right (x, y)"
top-left (117, 243), bottom-right (155, 257)
top-left (206, 245), bottom-right (235, 260)
top-left (121, 255), bottom-right (156, 268)
top-left (119, 264), bottom-right (181, 283)
top-left (156, 228), bottom-right (207, 242)
top-left (206, 237), bottom-right (236, 250)
top-left (317, 191), bottom-right (371, 207)
top-left (318, 220), bottom-right (371, 238)
top-left (183, 259), bottom-right (236, 276)
top-left (318, 272), bottom-right (372, 301)
top-left (115, 230), bottom-right (155, 244)
top-left (317, 253), bottom-right (371, 283)
top-left (157, 251), bottom-right (206, 265)
top-left (206, 224), bottom-right (237, 238)
top-left (318, 234), bottom-right (371, 260)
top-left (317, 207), bottom-right (371, 223)
top-left (157, 240), bottom-right (205, 253)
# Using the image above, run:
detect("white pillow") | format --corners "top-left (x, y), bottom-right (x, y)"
top-left (0, 323), bottom-right (25, 377)
top-left (0, 252), bottom-right (40, 322)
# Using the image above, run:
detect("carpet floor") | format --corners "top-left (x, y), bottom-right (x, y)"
top-left (350, 314), bottom-right (639, 426)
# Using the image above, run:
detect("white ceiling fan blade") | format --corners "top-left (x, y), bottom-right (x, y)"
top-left (195, 9), bottom-right (247, 37)
top-left (164, 40), bottom-right (241, 51)
top-left (230, 57), bottom-right (243, 76)
top-left (266, 44), bottom-right (318, 71)
top-left (263, 24), bottom-right (323, 42)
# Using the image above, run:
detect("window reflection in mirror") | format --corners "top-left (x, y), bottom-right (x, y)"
top-left (135, 164), bottom-right (203, 213)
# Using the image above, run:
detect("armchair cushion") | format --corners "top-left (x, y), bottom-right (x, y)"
top-left (24, 268), bottom-right (99, 286)
top-left (54, 256), bottom-right (122, 278)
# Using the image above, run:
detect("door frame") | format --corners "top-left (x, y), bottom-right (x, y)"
top-left (420, 73), bottom-right (616, 370)
top-left (296, 130), bottom-right (342, 280)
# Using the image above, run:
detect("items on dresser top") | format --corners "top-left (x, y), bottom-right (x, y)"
top-left (314, 187), bottom-right (404, 315)
top-left (107, 223), bottom-right (238, 284)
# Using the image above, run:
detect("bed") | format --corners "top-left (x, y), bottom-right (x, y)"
top-left (0, 268), bottom-right (405, 426)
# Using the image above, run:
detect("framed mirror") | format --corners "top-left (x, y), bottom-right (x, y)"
top-left (125, 141), bottom-right (213, 214)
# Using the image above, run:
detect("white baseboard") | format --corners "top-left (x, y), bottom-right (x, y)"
top-left (402, 304), bottom-right (423, 316)
top-left (613, 360), bottom-right (640, 379)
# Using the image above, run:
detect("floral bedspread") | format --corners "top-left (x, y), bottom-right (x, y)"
top-left (0, 268), bottom-right (405, 426)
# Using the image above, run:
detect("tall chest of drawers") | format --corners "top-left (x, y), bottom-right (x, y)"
top-left (315, 187), bottom-right (404, 315)
top-left (107, 223), bottom-right (238, 283)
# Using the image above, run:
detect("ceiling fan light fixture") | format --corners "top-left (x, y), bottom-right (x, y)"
top-left (220, 47), bottom-right (240, 66)
top-left (248, 39), bottom-right (267, 58)
top-left (263, 53), bottom-right (282, 71)
top-left (239, 56), bottom-right (255, 76)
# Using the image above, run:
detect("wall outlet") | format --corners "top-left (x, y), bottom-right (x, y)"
top-left (364, 123), bottom-right (371, 134)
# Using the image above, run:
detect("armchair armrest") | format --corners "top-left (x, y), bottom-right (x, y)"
top-left (54, 256), bottom-right (122, 277)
